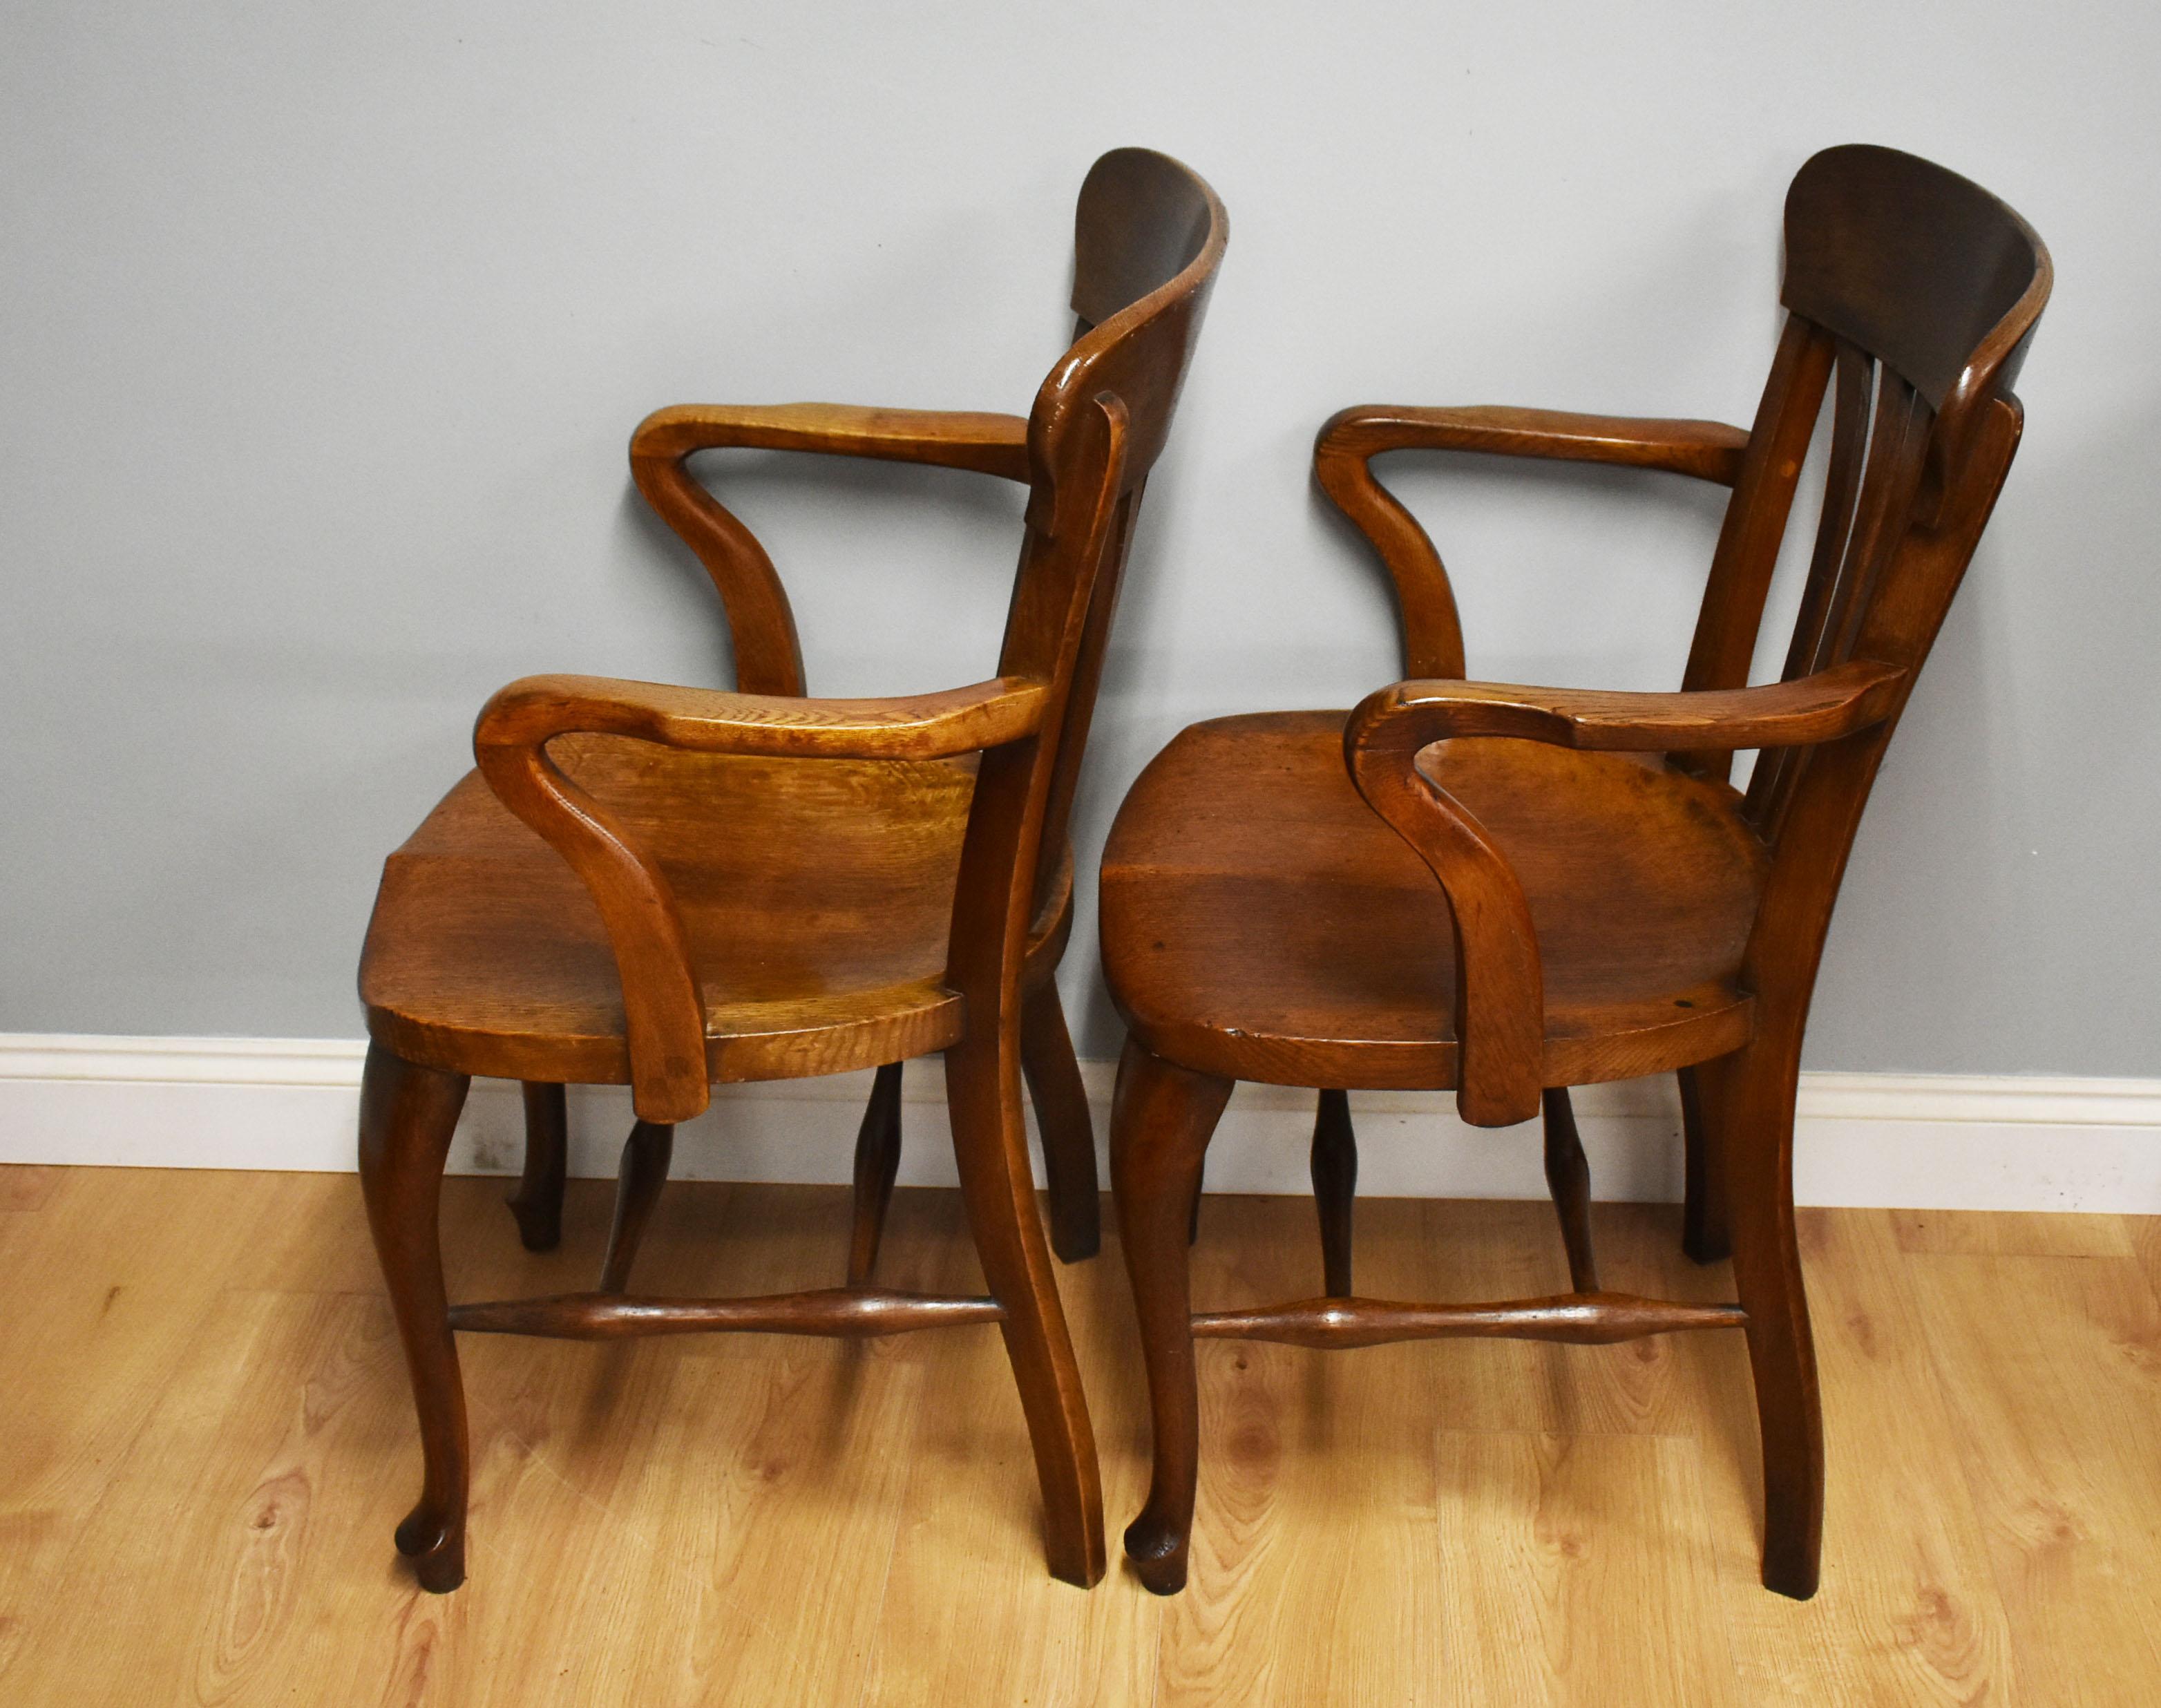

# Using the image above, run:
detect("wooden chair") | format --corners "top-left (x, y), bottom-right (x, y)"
top-left (1100, 144), bottom-right (2048, 1598)
top-left (356, 147), bottom-right (1226, 1592)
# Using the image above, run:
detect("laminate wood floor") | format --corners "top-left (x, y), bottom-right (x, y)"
top-left (1, 1163), bottom-right (2155, 1704)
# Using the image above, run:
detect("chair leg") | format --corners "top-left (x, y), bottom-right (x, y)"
top-left (1721, 1044), bottom-right (1823, 1599)
top-left (1021, 980), bottom-right (1101, 1263)
top-left (506, 1081), bottom-right (568, 1252)
top-left (1541, 1087), bottom-right (1600, 1293)
top-left (944, 1019), bottom-right (1105, 1587)
top-left (1311, 1089), bottom-right (1356, 1298)
top-left (358, 1043), bottom-right (473, 1594)
top-left (1112, 1038), bottom-right (1234, 1595)
top-left (598, 1120), bottom-right (674, 1294)
top-left (1681, 1064), bottom-right (1732, 1264)
top-left (847, 1062), bottom-right (906, 1285)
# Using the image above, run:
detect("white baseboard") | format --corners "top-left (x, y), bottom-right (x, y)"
top-left (0, 1034), bottom-right (2155, 1214)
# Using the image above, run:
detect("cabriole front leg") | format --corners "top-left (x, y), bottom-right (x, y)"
top-left (1112, 1038), bottom-right (1232, 1594)
top-left (358, 1043), bottom-right (473, 1593)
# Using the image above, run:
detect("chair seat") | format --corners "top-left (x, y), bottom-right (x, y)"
top-left (361, 736), bottom-right (1073, 1087)
top-left (1100, 711), bottom-right (1767, 1092)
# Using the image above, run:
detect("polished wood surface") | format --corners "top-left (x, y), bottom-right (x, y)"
top-left (505, 1079), bottom-right (566, 1251)
top-left (354, 146), bottom-right (1227, 1589)
top-left (4, 1166), bottom-right (2158, 1704)
top-left (1189, 1293), bottom-right (1747, 1348)
top-left (1102, 144), bottom-right (2050, 1599)
top-left (447, 1285), bottom-right (1006, 1339)
top-left (365, 746), bottom-right (1071, 1090)
top-left (1105, 715), bottom-right (1767, 1094)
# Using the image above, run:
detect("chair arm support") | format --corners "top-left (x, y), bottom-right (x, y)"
top-left (1339, 659), bottom-right (1904, 1128)
top-left (1344, 658), bottom-right (1907, 757)
top-left (473, 674), bottom-right (1049, 1123)
top-left (1313, 406), bottom-right (1753, 681)
top-left (627, 404), bottom-right (1033, 699)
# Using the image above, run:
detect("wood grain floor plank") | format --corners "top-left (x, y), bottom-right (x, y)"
top-left (1158, 1194), bottom-right (1446, 1707)
top-left (1889, 1208), bottom-right (2133, 1259)
top-left (1905, 1240), bottom-right (2161, 1703)
top-left (864, 1190), bottom-right (1162, 1708)
top-left (0, 1288), bottom-right (443, 1704)
top-left (1431, 1430), bottom-right (1739, 1706)
top-left (0, 1169), bottom-right (323, 1680)
top-left (2115, 1213), bottom-right (2160, 1308)
top-left (1668, 1208), bottom-right (2023, 1705)
top-left (1, 1170), bottom-right (2154, 1702)
top-left (0, 1164), bottom-right (64, 1211)
top-left (468, 1342), bottom-right (920, 1708)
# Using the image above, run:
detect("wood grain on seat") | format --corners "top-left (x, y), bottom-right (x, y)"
top-left (363, 743), bottom-right (1072, 1088)
top-left (1103, 712), bottom-right (1762, 1091)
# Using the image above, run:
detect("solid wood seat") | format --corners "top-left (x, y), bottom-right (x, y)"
top-left (363, 746), bottom-right (1074, 1087)
top-left (1103, 711), bottom-right (1762, 1090)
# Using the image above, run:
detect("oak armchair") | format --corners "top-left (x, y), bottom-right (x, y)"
top-left (356, 147), bottom-right (1226, 1592)
top-left (1101, 144), bottom-right (2049, 1598)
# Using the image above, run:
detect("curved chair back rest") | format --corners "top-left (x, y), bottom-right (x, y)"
top-left (1677, 146), bottom-right (2048, 1012)
top-left (1034, 148), bottom-right (1228, 518)
top-left (1072, 148), bottom-right (1221, 334)
top-left (1782, 144), bottom-right (2047, 429)
top-left (994, 150), bottom-right (1227, 915)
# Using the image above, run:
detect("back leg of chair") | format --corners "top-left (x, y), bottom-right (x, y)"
top-left (1114, 1038), bottom-right (1235, 1595)
top-left (359, 1043), bottom-right (473, 1594)
top-left (506, 1080), bottom-right (568, 1252)
top-left (1680, 1064), bottom-right (1733, 1263)
top-left (598, 1120), bottom-right (674, 1294)
top-left (945, 1017), bottom-right (1106, 1587)
top-left (1541, 1088), bottom-right (1600, 1292)
top-left (846, 1061), bottom-right (906, 1284)
top-left (1310, 1089), bottom-right (1356, 1297)
top-left (1720, 1040), bottom-right (1823, 1599)
top-left (1022, 980), bottom-right (1101, 1262)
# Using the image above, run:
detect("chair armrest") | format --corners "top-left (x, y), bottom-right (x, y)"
top-left (627, 404), bottom-right (1034, 698)
top-left (631, 403), bottom-right (1032, 481)
top-left (478, 673), bottom-right (1048, 761)
top-left (1317, 405), bottom-right (1751, 484)
top-left (1338, 659), bottom-right (1904, 1129)
top-left (1313, 406), bottom-right (1752, 681)
top-left (473, 674), bottom-right (1049, 1123)
top-left (1344, 658), bottom-right (1906, 758)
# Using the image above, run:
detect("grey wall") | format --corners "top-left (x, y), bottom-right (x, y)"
top-left (3, 2), bottom-right (2155, 1076)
